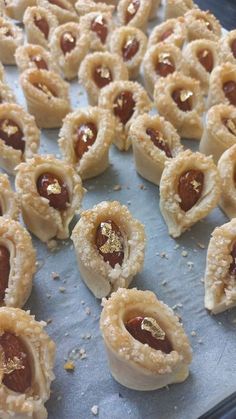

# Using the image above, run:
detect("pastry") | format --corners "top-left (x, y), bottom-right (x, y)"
top-left (200, 105), bottom-right (236, 163)
top-left (0, 218), bottom-right (36, 308)
top-left (99, 80), bottom-right (152, 151)
top-left (130, 114), bottom-right (183, 185)
top-left (117, 0), bottom-right (152, 31)
top-left (165, 0), bottom-right (197, 19)
top-left (15, 154), bottom-right (84, 243)
top-left (71, 201), bottom-right (146, 298)
top-left (154, 72), bottom-right (204, 140)
top-left (148, 17), bottom-right (187, 49)
top-left (0, 103), bottom-right (40, 174)
top-left (0, 81), bottom-right (16, 104)
top-left (149, 0), bottom-right (161, 20)
top-left (80, 12), bottom-right (114, 53)
top-left (0, 174), bottom-right (19, 220)
top-left (4, 0), bottom-right (36, 21)
top-left (109, 26), bottom-right (147, 79)
top-left (184, 9), bottom-right (222, 42)
top-left (59, 106), bottom-right (114, 180)
top-left (15, 43), bottom-right (60, 73)
top-left (100, 288), bottom-right (192, 390)
top-left (37, 0), bottom-right (78, 24)
top-left (0, 17), bottom-right (23, 65)
top-left (0, 61), bottom-right (5, 81)
top-left (204, 219), bottom-right (236, 314)
top-left (75, 0), bottom-right (115, 16)
top-left (207, 63), bottom-right (236, 109)
top-left (78, 52), bottom-right (129, 106)
top-left (23, 6), bottom-right (58, 50)
top-left (20, 68), bottom-right (71, 128)
top-left (0, 307), bottom-right (55, 418)
top-left (218, 145), bottom-right (236, 219)
top-left (218, 30), bottom-right (236, 65)
top-left (159, 150), bottom-right (221, 238)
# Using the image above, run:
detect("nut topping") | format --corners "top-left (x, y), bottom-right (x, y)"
top-left (156, 53), bottom-right (175, 77)
top-left (31, 55), bottom-right (48, 70)
top-left (75, 122), bottom-right (97, 160)
top-left (229, 242), bottom-right (236, 276)
top-left (178, 169), bottom-right (204, 212)
top-left (91, 15), bottom-right (108, 44)
top-left (0, 246), bottom-right (10, 303)
top-left (113, 91), bottom-right (135, 125)
top-left (197, 49), bottom-right (214, 73)
top-left (37, 172), bottom-right (69, 210)
top-left (60, 31), bottom-right (76, 55)
top-left (223, 81), bottom-right (236, 106)
top-left (122, 38), bottom-right (139, 62)
top-left (34, 14), bottom-right (49, 39)
top-left (126, 0), bottom-right (140, 24)
top-left (95, 220), bottom-right (124, 268)
top-left (93, 65), bottom-right (112, 88)
top-left (224, 118), bottom-right (236, 136)
top-left (146, 128), bottom-right (172, 158)
top-left (158, 28), bottom-right (173, 42)
top-left (172, 89), bottom-right (193, 112)
top-left (0, 119), bottom-right (25, 153)
top-left (231, 39), bottom-right (236, 59)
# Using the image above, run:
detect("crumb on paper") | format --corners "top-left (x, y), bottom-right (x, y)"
top-left (139, 184), bottom-right (146, 190)
top-left (197, 242), bottom-right (205, 249)
top-left (160, 252), bottom-right (169, 259)
top-left (46, 293), bottom-right (52, 299)
top-left (181, 250), bottom-right (188, 257)
top-left (51, 271), bottom-right (60, 280)
top-left (172, 303), bottom-right (183, 310)
top-left (46, 318), bottom-right (53, 325)
top-left (64, 361), bottom-right (75, 372)
top-left (91, 405), bottom-right (99, 416)
top-left (191, 330), bottom-right (197, 337)
top-left (174, 244), bottom-right (180, 250)
top-left (57, 395), bottom-right (62, 401)
top-left (187, 261), bottom-right (194, 270)
top-left (85, 307), bottom-right (91, 315)
top-left (47, 239), bottom-right (58, 251)
top-left (59, 287), bottom-right (66, 293)
top-left (113, 184), bottom-right (122, 191)
top-left (162, 280), bottom-right (167, 286)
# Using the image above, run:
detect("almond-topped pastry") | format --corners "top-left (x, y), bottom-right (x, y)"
top-left (79, 52), bottom-right (129, 106)
top-left (207, 63), bottom-right (236, 109)
top-left (0, 174), bottom-right (19, 220)
top-left (165, 0), bottom-right (197, 19)
top-left (130, 114), bottom-right (183, 185)
top-left (159, 150), bottom-right (221, 238)
top-left (204, 219), bottom-right (236, 314)
top-left (148, 17), bottom-right (187, 49)
top-left (0, 81), bottom-right (16, 105)
top-left (80, 12), bottom-right (114, 53)
top-left (37, 0), bottom-right (78, 24)
top-left (200, 105), bottom-right (236, 163)
top-left (20, 68), bottom-right (71, 128)
top-left (0, 17), bottom-right (23, 65)
top-left (109, 26), bottom-right (147, 79)
top-left (218, 145), bottom-right (236, 219)
top-left (59, 107), bottom-right (114, 180)
top-left (15, 44), bottom-right (60, 73)
top-left (4, 0), bottom-right (36, 21)
top-left (100, 288), bottom-right (192, 390)
top-left (23, 6), bottom-right (58, 50)
top-left (0, 103), bottom-right (40, 174)
top-left (99, 80), bottom-right (152, 151)
top-left (15, 154), bottom-right (84, 243)
top-left (117, 0), bottom-right (152, 31)
top-left (0, 307), bottom-right (55, 418)
top-left (154, 72), bottom-right (204, 140)
top-left (75, 0), bottom-right (115, 16)
top-left (184, 9), bottom-right (222, 42)
top-left (71, 201), bottom-right (146, 298)
top-left (218, 30), bottom-right (236, 65)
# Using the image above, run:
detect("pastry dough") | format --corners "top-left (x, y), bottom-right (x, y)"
top-left (23, 6), bottom-right (58, 50)
top-left (4, 0), bottom-right (36, 21)
top-left (20, 68), bottom-right (71, 128)
top-left (100, 288), bottom-right (192, 391)
top-left (0, 103), bottom-right (40, 174)
top-left (71, 201), bottom-right (146, 298)
top-left (37, 0), bottom-right (78, 24)
top-left (0, 17), bottom-right (23, 65)
top-left (15, 44), bottom-right (60, 73)
top-left (207, 63), bottom-right (236, 109)
top-left (218, 30), bottom-right (236, 65)
top-left (0, 81), bottom-right (16, 104)
top-left (0, 218), bottom-right (36, 308)
top-left (15, 154), bottom-right (84, 243)
top-left (148, 17), bottom-right (187, 49)
top-left (218, 145), bottom-right (236, 219)
top-left (130, 114), bottom-right (183, 185)
top-left (159, 150), bottom-right (221, 238)
top-left (78, 52), bottom-right (129, 106)
top-left (200, 105), bottom-right (236, 163)
top-left (154, 72), bottom-right (204, 140)
top-left (204, 219), bottom-right (236, 314)
top-left (165, 0), bottom-right (197, 19)
top-left (117, 0), bottom-right (152, 31)
top-left (109, 26), bottom-right (148, 79)
top-left (0, 61), bottom-right (5, 81)
top-left (99, 80), bottom-right (152, 151)
top-left (143, 43), bottom-right (189, 97)
top-left (80, 12), bottom-right (114, 52)
top-left (59, 106), bottom-right (114, 180)
top-left (75, 0), bottom-right (115, 16)
top-left (0, 174), bottom-right (19, 220)
top-left (184, 9), bottom-right (222, 42)
top-left (0, 307), bottom-right (55, 418)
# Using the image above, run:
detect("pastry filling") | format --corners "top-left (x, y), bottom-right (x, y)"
top-left (95, 220), bottom-right (124, 268)
top-left (146, 128), bottom-right (172, 158)
top-left (126, 0), bottom-right (140, 24)
top-left (0, 245), bottom-right (10, 303)
top-left (158, 28), bottom-right (173, 42)
top-left (125, 316), bottom-right (173, 353)
top-left (0, 26), bottom-right (12, 37)
top-left (48, 0), bottom-right (67, 9)
top-left (223, 81), bottom-right (236, 106)
top-left (93, 65), bottom-right (112, 88)
top-left (178, 169), bottom-right (204, 212)
top-left (223, 118), bottom-right (236, 136)
top-left (91, 15), bottom-right (108, 44)
top-left (60, 31), bottom-right (76, 55)
top-left (231, 39), bottom-right (236, 59)
top-left (0, 332), bottom-right (32, 393)
top-left (34, 14), bottom-right (49, 39)
top-left (33, 82), bottom-right (56, 98)
top-left (197, 49), bottom-right (213, 73)
top-left (31, 55), bottom-right (48, 70)
top-left (37, 172), bottom-right (69, 210)
top-left (229, 242), bottom-right (236, 276)
top-left (75, 122), bottom-right (97, 160)
top-left (0, 119), bottom-right (25, 153)
top-left (155, 53), bottom-right (175, 77)
top-left (172, 88), bottom-right (193, 112)
top-left (122, 37), bottom-right (139, 62)
top-left (113, 91), bottom-right (135, 125)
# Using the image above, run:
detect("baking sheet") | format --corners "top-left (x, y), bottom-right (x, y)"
top-left (2, 4), bottom-right (236, 419)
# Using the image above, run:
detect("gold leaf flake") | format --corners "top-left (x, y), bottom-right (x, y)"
top-left (64, 360), bottom-right (75, 371)
top-left (0, 351), bottom-right (24, 375)
top-left (125, 37), bottom-right (135, 48)
top-left (95, 14), bottom-right (104, 25)
top-left (202, 49), bottom-right (209, 58)
top-left (226, 119), bottom-right (236, 136)
top-left (47, 179), bottom-right (61, 195)
top-left (97, 66), bottom-right (110, 79)
top-left (35, 12), bottom-right (42, 21)
top-left (158, 52), bottom-right (172, 65)
top-left (1, 120), bottom-right (18, 136)
top-left (99, 222), bottom-right (123, 254)
top-left (191, 179), bottom-right (201, 192)
top-left (127, 2), bottom-right (136, 14)
top-left (63, 32), bottom-right (74, 43)
top-left (81, 127), bottom-right (93, 143)
top-left (180, 89), bottom-right (193, 102)
top-left (141, 317), bottom-right (166, 340)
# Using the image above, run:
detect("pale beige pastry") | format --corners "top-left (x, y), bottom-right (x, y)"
top-left (204, 219), bottom-right (236, 314)
top-left (117, 0), bottom-right (152, 31)
top-left (80, 12), bottom-right (114, 53)
top-left (154, 72), bottom-right (204, 140)
top-left (0, 81), bottom-right (16, 104)
top-left (23, 6), bottom-right (58, 50)
top-left (184, 9), bottom-right (222, 42)
top-left (159, 150), bottom-right (221, 238)
top-left (109, 26), bottom-right (147, 79)
top-left (71, 201), bottom-right (146, 299)
top-left (0, 103), bottom-right (40, 174)
top-left (0, 307), bottom-right (55, 418)
top-left (78, 52), bottom-right (129, 106)
top-left (20, 68), bottom-right (71, 129)
top-left (207, 63), bottom-right (236, 109)
top-left (200, 105), bottom-right (236, 163)
top-left (100, 288), bottom-right (192, 391)
top-left (59, 107), bottom-right (114, 180)
top-left (218, 145), bottom-right (236, 219)
top-left (148, 17), bottom-right (187, 49)
top-left (143, 43), bottom-right (189, 97)
top-left (37, 0), bottom-right (78, 24)
top-left (0, 61), bottom-right (5, 81)
top-left (99, 80), bottom-right (152, 151)
top-left (0, 174), bottom-right (20, 221)
top-left (218, 30), bottom-right (236, 65)
top-left (15, 43), bottom-right (60, 73)
top-left (15, 154), bottom-right (84, 243)
top-left (165, 0), bottom-right (197, 19)
top-left (75, 0), bottom-right (115, 16)
top-left (0, 0), bottom-right (6, 17)
top-left (130, 114), bottom-right (183, 186)
top-left (4, 0), bottom-right (36, 21)
top-left (0, 17), bottom-right (23, 65)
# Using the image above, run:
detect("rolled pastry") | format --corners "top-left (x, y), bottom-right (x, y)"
top-left (15, 43), bottom-right (60, 73)
top-left (0, 61), bottom-right (5, 81)
top-left (15, 154), bottom-right (84, 243)
top-left (199, 104), bottom-right (236, 163)
top-left (75, 0), bottom-right (115, 16)
top-left (80, 11), bottom-right (114, 53)
top-left (130, 114), bottom-right (183, 185)
top-left (218, 30), bottom-right (236, 65)
top-left (117, 0), bottom-right (152, 31)
top-left (0, 174), bottom-right (19, 220)
top-left (78, 52), bottom-right (129, 106)
top-left (148, 17), bottom-right (187, 49)
top-left (207, 63), bottom-right (236, 109)
top-left (37, 0), bottom-right (78, 24)
top-left (218, 145), bottom-right (236, 219)
top-left (159, 150), bottom-right (221, 238)
top-left (4, 0), bottom-right (36, 21)
top-left (154, 72), bottom-right (204, 140)
top-left (71, 201), bottom-right (146, 298)
top-left (184, 9), bottom-right (222, 42)
top-left (23, 6), bottom-right (58, 50)
top-left (100, 288), bottom-right (192, 391)
top-left (0, 81), bottom-right (16, 104)
top-left (59, 106), bottom-right (114, 180)
top-left (98, 80), bottom-right (152, 151)
top-left (165, 0), bottom-right (197, 19)
top-left (20, 68), bottom-right (71, 129)
top-left (0, 307), bottom-right (55, 418)
top-left (204, 219), bottom-right (236, 314)
top-left (0, 17), bottom-right (23, 65)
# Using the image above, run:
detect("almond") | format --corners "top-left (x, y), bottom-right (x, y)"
top-left (178, 169), bottom-right (204, 212)
top-left (95, 219), bottom-right (124, 268)
top-left (0, 246), bottom-right (10, 303)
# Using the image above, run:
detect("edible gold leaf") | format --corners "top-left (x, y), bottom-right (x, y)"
top-left (97, 66), bottom-right (110, 79)
top-left (127, 3), bottom-right (136, 14)
top-left (63, 32), bottom-right (74, 43)
top-left (95, 14), bottom-right (104, 25)
top-left (141, 317), bottom-right (166, 340)
top-left (158, 52), bottom-right (172, 65)
top-left (99, 222), bottom-right (123, 254)
top-left (0, 351), bottom-right (24, 375)
top-left (81, 127), bottom-right (93, 143)
top-left (191, 179), bottom-right (201, 192)
top-left (1, 120), bottom-right (18, 136)
top-left (180, 89), bottom-right (193, 102)
top-left (47, 179), bottom-right (61, 195)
